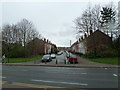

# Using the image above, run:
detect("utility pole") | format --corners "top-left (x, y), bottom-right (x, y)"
top-left (70, 40), bottom-right (71, 52)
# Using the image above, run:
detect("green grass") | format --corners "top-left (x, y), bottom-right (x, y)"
top-left (4, 55), bottom-right (42, 63)
top-left (89, 57), bottom-right (120, 65)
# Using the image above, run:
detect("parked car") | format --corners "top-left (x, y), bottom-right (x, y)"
top-left (51, 54), bottom-right (56, 59)
top-left (68, 54), bottom-right (78, 64)
top-left (41, 55), bottom-right (52, 62)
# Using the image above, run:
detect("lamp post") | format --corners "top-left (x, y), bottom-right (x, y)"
top-left (70, 40), bottom-right (71, 52)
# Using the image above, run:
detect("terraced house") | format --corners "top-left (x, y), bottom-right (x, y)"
top-left (71, 30), bottom-right (112, 54)
top-left (27, 38), bottom-right (56, 55)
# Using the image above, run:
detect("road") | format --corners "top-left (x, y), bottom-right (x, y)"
top-left (2, 65), bottom-right (119, 88)
top-left (47, 51), bottom-right (69, 64)
top-left (49, 53), bottom-right (68, 64)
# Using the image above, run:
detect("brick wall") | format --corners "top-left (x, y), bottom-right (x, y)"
top-left (84, 30), bottom-right (112, 52)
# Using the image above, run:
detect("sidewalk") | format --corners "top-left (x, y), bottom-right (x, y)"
top-left (3, 57), bottom-right (120, 68)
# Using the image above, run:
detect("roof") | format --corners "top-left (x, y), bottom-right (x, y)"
top-left (71, 41), bottom-right (78, 47)
top-left (80, 30), bottom-right (111, 42)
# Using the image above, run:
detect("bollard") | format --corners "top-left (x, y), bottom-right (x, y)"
top-left (56, 59), bottom-right (58, 64)
top-left (64, 60), bottom-right (66, 64)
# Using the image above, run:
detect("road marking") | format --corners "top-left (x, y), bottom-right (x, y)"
top-left (0, 81), bottom-right (6, 84)
top-left (2, 77), bottom-right (6, 79)
top-left (80, 73), bottom-right (87, 74)
top-left (0, 76), bottom-right (6, 78)
top-left (44, 70), bottom-right (87, 75)
top-left (71, 72), bottom-right (87, 75)
top-left (2, 81), bottom-right (64, 88)
top-left (113, 74), bottom-right (118, 77)
top-left (105, 68), bottom-right (108, 70)
top-left (31, 79), bottom-right (88, 86)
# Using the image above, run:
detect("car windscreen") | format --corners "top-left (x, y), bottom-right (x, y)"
top-left (51, 54), bottom-right (55, 56)
top-left (43, 55), bottom-right (50, 59)
top-left (70, 55), bottom-right (77, 58)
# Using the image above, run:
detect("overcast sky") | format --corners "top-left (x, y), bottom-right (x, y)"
top-left (1, 0), bottom-right (119, 47)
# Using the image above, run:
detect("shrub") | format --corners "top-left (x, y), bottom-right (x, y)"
top-left (102, 49), bottom-right (118, 57)
top-left (85, 51), bottom-right (97, 58)
top-left (85, 48), bottom-right (118, 58)
top-left (8, 46), bottom-right (30, 58)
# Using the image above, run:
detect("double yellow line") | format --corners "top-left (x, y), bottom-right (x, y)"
top-left (0, 81), bottom-right (64, 88)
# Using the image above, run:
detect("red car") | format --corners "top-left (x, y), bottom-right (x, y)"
top-left (68, 55), bottom-right (78, 64)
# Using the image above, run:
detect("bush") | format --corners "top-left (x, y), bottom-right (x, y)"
top-left (85, 49), bottom-right (118, 58)
top-left (8, 46), bottom-right (30, 58)
top-left (85, 51), bottom-right (97, 58)
top-left (102, 49), bottom-right (118, 57)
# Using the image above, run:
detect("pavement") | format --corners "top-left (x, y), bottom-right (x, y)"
top-left (2, 56), bottom-right (120, 68)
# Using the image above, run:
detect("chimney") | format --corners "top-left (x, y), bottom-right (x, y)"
top-left (90, 30), bottom-right (93, 35)
top-left (84, 33), bottom-right (87, 38)
top-left (44, 38), bottom-right (46, 42)
top-left (81, 36), bottom-right (83, 40)
top-left (47, 39), bottom-right (49, 43)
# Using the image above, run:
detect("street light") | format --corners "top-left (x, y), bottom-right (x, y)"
top-left (70, 40), bottom-right (71, 51)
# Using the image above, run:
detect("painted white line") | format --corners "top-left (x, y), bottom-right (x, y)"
top-left (2, 77), bottom-right (6, 79)
top-left (113, 74), bottom-right (118, 77)
top-left (81, 73), bottom-right (87, 74)
top-left (31, 79), bottom-right (88, 86)
top-left (105, 68), bottom-right (108, 70)
top-left (0, 76), bottom-right (6, 78)
top-left (72, 73), bottom-right (87, 75)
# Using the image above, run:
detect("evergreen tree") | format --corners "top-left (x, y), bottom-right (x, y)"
top-left (101, 7), bottom-right (115, 23)
top-left (100, 6), bottom-right (116, 37)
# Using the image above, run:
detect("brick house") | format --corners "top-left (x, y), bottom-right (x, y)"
top-left (78, 30), bottom-right (112, 54)
top-left (27, 38), bottom-right (56, 55)
top-left (71, 41), bottom-right (79, 53)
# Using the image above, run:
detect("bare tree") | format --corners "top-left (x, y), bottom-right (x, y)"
top-left (74, 5), bottom-right (101, 37)
top-left (91, 5), bottom-right (102, 31)
top-left (2, 24), bottom-right (12, 43)
top-left (2, 19), bottom-right (41, 46)
top-left (17, 19), bottom-right (36, 47)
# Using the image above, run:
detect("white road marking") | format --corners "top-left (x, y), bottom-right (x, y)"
top-left (75, 72), bottom-right (87, 74)
top-left (113, 74), bottom-right (118, 77)
top-left (46, 71), bottom-right (87, 75)
top-left (105, 68), bottom-right (108, 70)
top-left (0, 76), bottom-right (6, 78)
top-left (81, 73), bottom-right (87, 74)
top-left (31, 79), bottom-right (88, 86)
top-left (2, 77), bottom-right (6, 78)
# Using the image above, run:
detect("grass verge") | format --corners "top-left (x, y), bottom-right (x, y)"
top-left (4, 55), bottom-right (42, 63)
top-left (89, 57), bottom-right (120, 65)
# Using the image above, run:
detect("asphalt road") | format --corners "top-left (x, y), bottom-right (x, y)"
top-left (2, 65), bottom-right (119, 88)
top-left (47, 51), bottom-right (69, 64)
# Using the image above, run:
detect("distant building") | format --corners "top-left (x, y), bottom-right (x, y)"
top-left (57, 47), bottom-right (67, 51)
top-left (71, 41), bottom-right (79, 53)
top-left (27, 38), bottom-right (56, 55)
top-left (71, 30), bottom-right (112, 54)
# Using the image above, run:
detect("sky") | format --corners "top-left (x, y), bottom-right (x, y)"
top-left (1, 0), bottom-right (119, 47)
